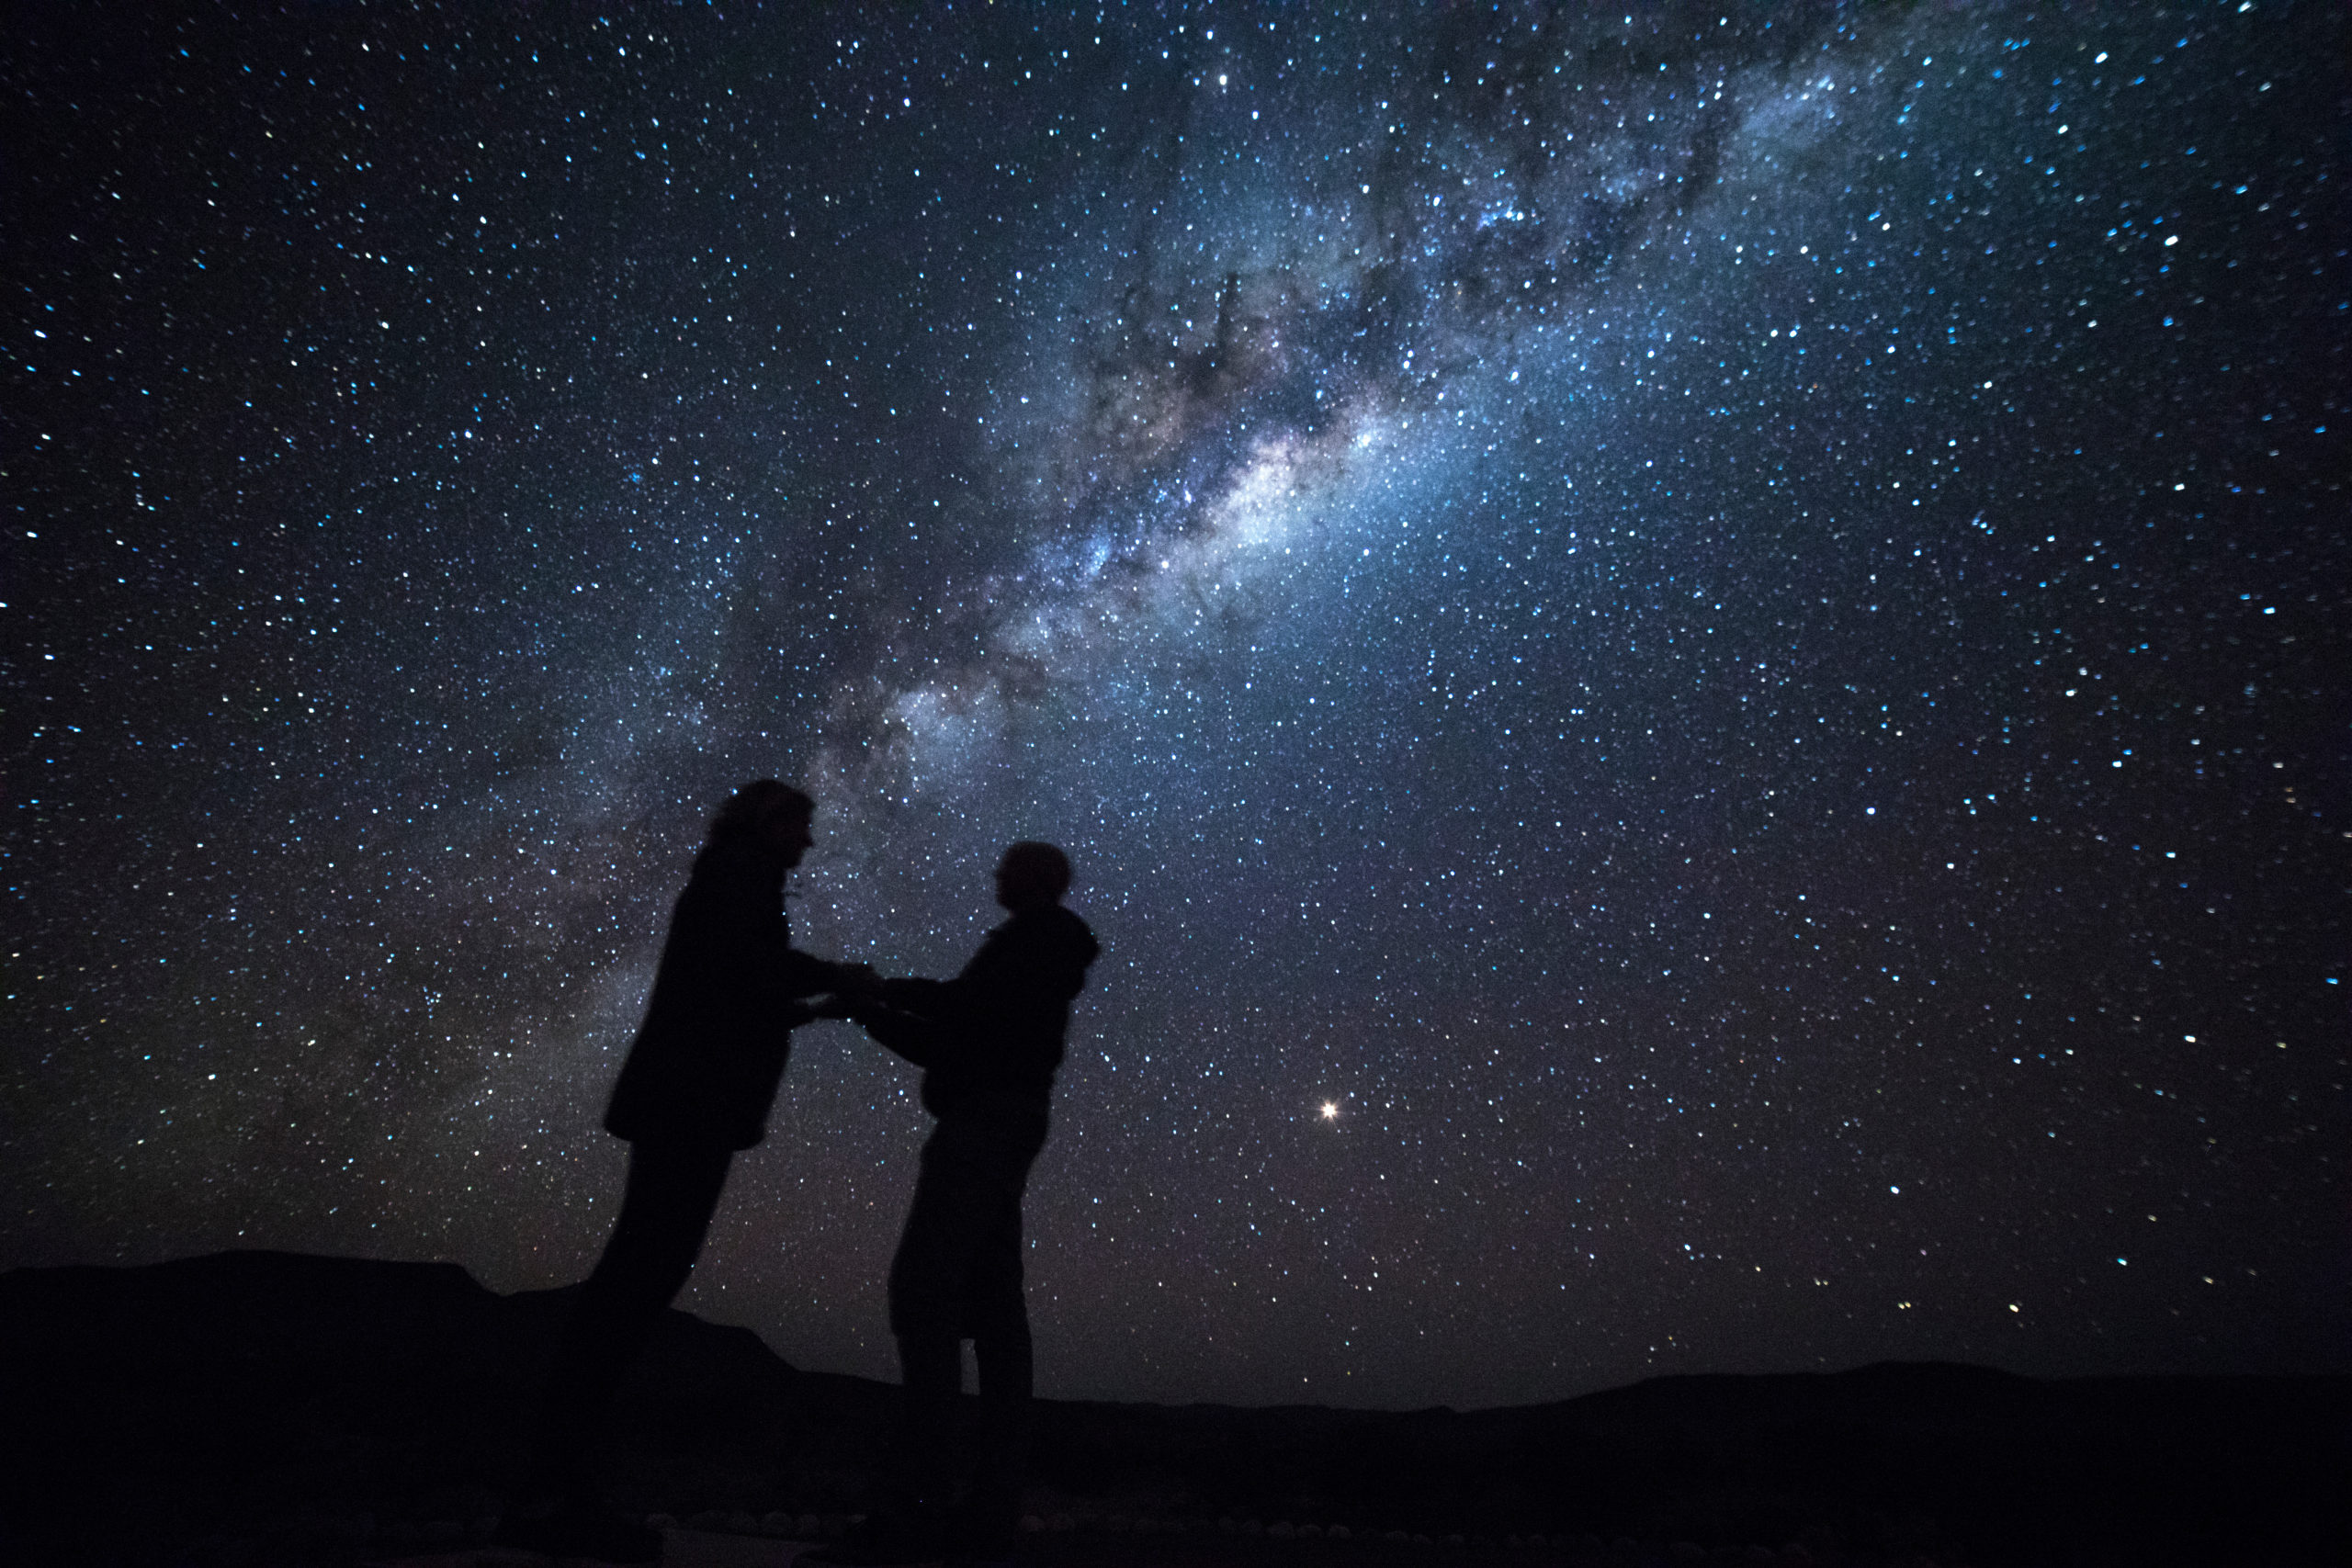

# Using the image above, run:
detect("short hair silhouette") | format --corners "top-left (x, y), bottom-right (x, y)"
top-left (710, 780), bottom-right (813, 841)
top-left (829, 838), bottom-right (1101, 1563)
top-left (998, 841), bottom-right (1071, 904)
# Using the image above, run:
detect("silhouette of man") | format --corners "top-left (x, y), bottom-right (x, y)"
top-left (814, 841), bottom-right (1099, 1567)
top-left (505, 780), bottom-right (871, 1564)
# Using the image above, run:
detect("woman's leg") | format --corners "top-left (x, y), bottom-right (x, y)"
top-left (533, 1140), bottom-right (734, 1501)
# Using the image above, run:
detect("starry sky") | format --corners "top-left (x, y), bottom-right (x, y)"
top-left (6, 2), bottom-right (2345, 1411)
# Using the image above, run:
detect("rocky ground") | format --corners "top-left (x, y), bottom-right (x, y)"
top-left (365, 1524), bottom-right (1963, 1568)
top-left (1, 1253), bottom-right (2337, 1567)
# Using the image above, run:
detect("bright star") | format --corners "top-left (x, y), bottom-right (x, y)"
top-left (1319, 1101), bottom-right (1339, 1121)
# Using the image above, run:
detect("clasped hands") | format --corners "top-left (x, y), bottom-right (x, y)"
top-left (775, 964), bottom-right (884, 1032)
top-left (808, 961), bottom-right (886, 1021)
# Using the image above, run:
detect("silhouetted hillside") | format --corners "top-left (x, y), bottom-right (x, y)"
top-left (0, 1252), bottom-right (2338, 1565)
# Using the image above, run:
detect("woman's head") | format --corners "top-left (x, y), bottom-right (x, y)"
top-left (711, 780), bottom-right (816, 862)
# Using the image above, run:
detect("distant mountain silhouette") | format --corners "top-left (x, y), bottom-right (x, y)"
top-left (1, 1252), bottom-right (2339, 1565)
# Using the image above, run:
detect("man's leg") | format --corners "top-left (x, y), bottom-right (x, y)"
top-left (827, 1107), bottom-right (1043, 1564)
top-left (882, 1156), bottom-right (973, 1522)
top-left (807, 1168), bottom-right (967, 1564)
top-left (947, 1103), bottom-right (1046, 1561)
top-left (891, 1329), bottom-right (963, 1508)
top-left (533, 1139), bottom-right (734, 1503)
top-left (961, 1192), bottom-right (1035, 1561)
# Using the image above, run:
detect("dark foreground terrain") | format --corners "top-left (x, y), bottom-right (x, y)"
top-left (0, 1253), bottom-right (2339, 1566)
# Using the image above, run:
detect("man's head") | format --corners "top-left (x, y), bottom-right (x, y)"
top-left (713, 780), bottom-right (816, 867)
top-left (994, 840), bottom-right (1071, 912)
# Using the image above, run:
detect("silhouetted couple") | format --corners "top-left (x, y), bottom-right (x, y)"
top-left (503, 781), bottom-right (1098, 1567)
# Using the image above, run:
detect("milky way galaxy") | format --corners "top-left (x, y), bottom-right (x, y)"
top-left (6, 3), bottom-right (2344, 1408)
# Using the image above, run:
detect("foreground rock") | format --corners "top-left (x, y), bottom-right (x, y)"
top-left (0, 1252), bottom-right (2338, 1566)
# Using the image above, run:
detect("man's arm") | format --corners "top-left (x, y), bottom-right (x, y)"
top-left (849, 998), bottom-right (946, 1067)
top-left (879, 975), bottom-right (956, 1020)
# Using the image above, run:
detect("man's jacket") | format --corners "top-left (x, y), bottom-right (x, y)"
top-left (862, 904), bottom-right (1100, 1119)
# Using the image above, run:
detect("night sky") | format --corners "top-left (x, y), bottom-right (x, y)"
top-left (6, 3), bottom-right (2345, 1411)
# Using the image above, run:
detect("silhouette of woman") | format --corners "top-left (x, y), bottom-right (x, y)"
top-left (503, 781), bottom-right (870, 1564)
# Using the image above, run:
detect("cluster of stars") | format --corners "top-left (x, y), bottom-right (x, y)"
top-left (6, 4), bottom-right (2342, 1409)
